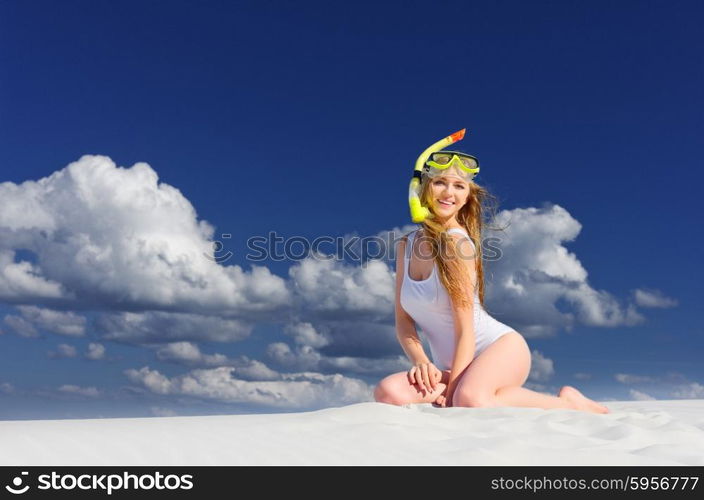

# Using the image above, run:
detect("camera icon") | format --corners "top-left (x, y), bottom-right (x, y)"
top-left (5, 471), bottom-right (29, 494)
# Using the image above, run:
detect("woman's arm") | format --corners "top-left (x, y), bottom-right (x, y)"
top-left (395, 236), bottom-right (431, 364)
top-left (445, 234), bottom-right (478, 400)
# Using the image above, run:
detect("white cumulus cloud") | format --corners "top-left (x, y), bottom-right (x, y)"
top-left (483, 204), bottom-right (646, 336)
top-left (633, 288), bottom-right (678, 308)
top-left (266, 342), bottom-right (409, 376)
top-left (4, 305), bottom-right (86, 338)
top-left (58, 384), bottom-right (101, 397)
top-left (288, 255), bottom-right (394, 319)
top-left (95, 310), bottom-right (253, 345)
top-left (629, 389), bottom-right (656, 401)
top-left (670, 382), bottom-right (704, 399)
top-left (0, 155), bottom-right (290, 314)
top-left (85, 342), bottom-right (106, 360)
top-left (124, 365), bottom-right (373, 410)
top-left (150, 406), bottom-right (178, 417)
top-left (615, 373), bottom-right (655, 384)
top-left (48, 343), bottom-right (77, 359)
top-left (283, 321), bottom-right (330, 348)
top-left (153, 341), bottom-right (279, 380)
top-left (3, 314), bottom-right (38, 337)
top-left (528, 350), bottom-right (555, 382)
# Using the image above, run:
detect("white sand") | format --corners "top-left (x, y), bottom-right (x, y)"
top-left (1, 400), bottom-right (703, 466)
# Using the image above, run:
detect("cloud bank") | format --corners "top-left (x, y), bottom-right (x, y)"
top-left (0, 155), bottom-right (679, 411)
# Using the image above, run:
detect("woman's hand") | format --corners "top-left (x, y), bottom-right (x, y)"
top-left (407, 361), bottom-right (442, 394)
top-left (433, 386), bottom-right (454, 408)
top-left (433, 393), bottom-right (449, 407)
top-left (434, 379), bottom-right (457, 408)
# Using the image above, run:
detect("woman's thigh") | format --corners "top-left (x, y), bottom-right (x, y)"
top-left (374, 369), bottom-right (451, 406)
top-left (452, 332), bottom-right (531, 406)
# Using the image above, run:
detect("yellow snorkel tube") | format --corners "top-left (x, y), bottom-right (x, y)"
top-left (408, 128), bottom-right (467, 223)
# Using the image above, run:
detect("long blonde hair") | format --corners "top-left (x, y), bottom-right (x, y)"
top-left (417, 174), bottom-right (501, 310)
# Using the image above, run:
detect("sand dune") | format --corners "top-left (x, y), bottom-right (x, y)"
top-left (1, 399), bottom-right (702, 465)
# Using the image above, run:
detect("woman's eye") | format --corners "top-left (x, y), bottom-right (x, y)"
top-left (433, 180), bottom-right (464, 189)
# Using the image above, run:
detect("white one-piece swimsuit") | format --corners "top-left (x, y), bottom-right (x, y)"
top-left (400, 228), bottom-right (514, 371)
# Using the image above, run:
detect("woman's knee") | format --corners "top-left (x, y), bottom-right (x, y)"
top-left (513, 332), bottom-right (532, 383)
top-left (498, 331), bottom-right (532, 384)
top-left (374, 376), bottom-right (404, 405)
top-left (513, 331), bottom-right (531, 358)
top-left (452, 389), bottom-right (494, 408)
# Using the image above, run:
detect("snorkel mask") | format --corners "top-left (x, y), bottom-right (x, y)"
top-left (408, 129), bottom-right (480, 223)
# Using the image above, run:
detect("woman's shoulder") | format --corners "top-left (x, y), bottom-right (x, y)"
top-left (396, 231), bottom-right (413, 253)
top-left (401, 228), bottom-right (422, 243)
top-left (445, 227), bottom-right (470, 239)
top-left (400, 229), bottom-right (417, 243)
top-left (445, 227), bottom-right (475, 248)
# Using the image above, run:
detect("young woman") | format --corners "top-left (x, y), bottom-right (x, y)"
top-left (374, 151), bottom-right (609, 413)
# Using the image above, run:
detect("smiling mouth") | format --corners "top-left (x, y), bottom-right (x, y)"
top-left (438, 200), bottom-right (454, 207)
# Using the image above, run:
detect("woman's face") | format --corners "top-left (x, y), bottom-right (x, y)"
top-left (428, 173), bottom-right (470, 218)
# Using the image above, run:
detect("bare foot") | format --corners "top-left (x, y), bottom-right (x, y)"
top-left (558, 386), bottom-right (610, 414)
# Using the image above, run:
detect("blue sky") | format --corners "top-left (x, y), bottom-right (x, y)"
top-left (0, 0), bottom-right (702, 419)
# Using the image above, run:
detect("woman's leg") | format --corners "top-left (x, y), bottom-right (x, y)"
top-left (374, 369), bottom-right (452, 406)
top-left (452, 332), bottom-right (609, 414)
